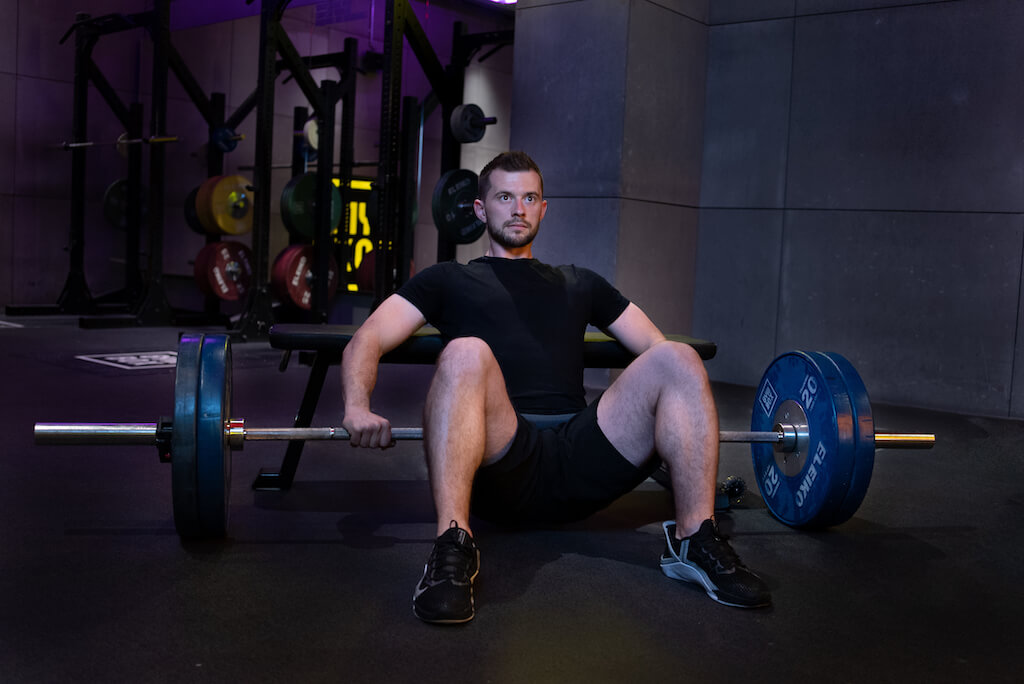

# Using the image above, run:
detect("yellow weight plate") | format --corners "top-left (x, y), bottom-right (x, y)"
top-left (195, 175), bottom-right (254, 235)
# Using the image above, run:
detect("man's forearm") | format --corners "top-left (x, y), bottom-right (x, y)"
top-left (341, 329), bottom-right (383, 413)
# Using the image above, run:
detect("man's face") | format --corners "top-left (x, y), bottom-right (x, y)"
top-left (474, 169), bottom-right (547, 251)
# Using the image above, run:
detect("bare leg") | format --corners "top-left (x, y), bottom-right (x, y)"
top-left (423, 337), bottom-right (519, 537)
top-left (596, 341), bottom-right (718, 538)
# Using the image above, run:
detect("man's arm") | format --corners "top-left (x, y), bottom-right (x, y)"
top-left (341, 294), bottom-right (427, 447)
top-left (604, 302), bottom-right (667, 356)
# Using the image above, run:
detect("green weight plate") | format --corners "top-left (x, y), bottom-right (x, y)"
top-left (822, 352), bottom-right (875, 525)
top-left (196, 334), bottom-right (232, 538)
top-left (171, 334), bottom-right (203, 538)
top-left (750, 351), bottom-right (858, 528)
top-left (280, 172), bottom-right (343, 239)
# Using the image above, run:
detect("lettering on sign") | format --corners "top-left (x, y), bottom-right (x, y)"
top-left (332, 178), bottom-right (375, 293)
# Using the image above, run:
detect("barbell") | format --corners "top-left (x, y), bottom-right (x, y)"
top-left (34, 334), bottom-right (934, 539)
top-left (61, 133), bottom-right (180, 153)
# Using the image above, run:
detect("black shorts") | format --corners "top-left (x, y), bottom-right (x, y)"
top-left (469, 398), bottom-right (659, 525)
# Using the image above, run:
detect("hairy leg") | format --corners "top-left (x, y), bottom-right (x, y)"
top-left (423, 337), bottom-right (519, 537)
top-left (596, 341), bottom-right (718, 538)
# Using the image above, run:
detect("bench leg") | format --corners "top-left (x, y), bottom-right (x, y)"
top-left (252, 352), bottom-right (331, 490)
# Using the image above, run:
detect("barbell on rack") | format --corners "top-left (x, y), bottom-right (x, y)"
top-left (34, 334), bottom-right (934, 539)
top-left (61, 133), bottom-right (180, 152)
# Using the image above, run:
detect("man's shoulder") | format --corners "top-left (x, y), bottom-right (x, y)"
top-left (547, 263), bottom-right (608, 283)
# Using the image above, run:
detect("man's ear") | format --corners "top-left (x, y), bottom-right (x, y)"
top-left (473, 198), bottom-right (486, 222)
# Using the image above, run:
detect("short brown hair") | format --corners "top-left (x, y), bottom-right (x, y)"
top-left (477, 151), bottom-right (544, 200)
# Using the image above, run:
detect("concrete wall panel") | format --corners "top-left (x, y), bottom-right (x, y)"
top-left (511, 0), bottom-right (629, 197)
top-left (622, 1), bottom-right (706, 206)
top-left (710, 0), bottom-right (795, 24)
top-left (0, 0), bottom-right (18, 74)
top-left (692, 208), bottom-right (783, 384)
top-left (787, 1), bottom-right (1024, 212)
top-left (797, 0), bottom-right (950, 14)
top-left (1013, 265), bottom-right (1024, 418)
top-left (0, 73), bottom-right (15, 195)
top-left (616, 200), bottom-right (698, 335)
top-left (530, 197), bottom-right (621, 286)
top-left (700, 19), bottom-right (793, 208)
top-left (11, 195), bottom-right (70, 303)
top-left (0, 193), bottom-right (11, 305)
top-left (777, 210), bottom-right (1022, 416)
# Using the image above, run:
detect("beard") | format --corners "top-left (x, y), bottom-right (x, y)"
top-left (487, 219), bottom-right (538, 249)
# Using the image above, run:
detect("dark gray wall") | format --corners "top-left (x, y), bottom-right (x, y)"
top-left (695, 0), bottom-right (1024, 418)
top-left (514, 0), bottom-right (1024, 418)
top-left (512, 0), bottom-right (709, 335)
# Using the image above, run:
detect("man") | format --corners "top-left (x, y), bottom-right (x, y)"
top-left (341, 151), bottom-right (770, 624)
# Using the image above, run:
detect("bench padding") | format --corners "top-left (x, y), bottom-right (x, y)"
top-left (268, 324), bottom-right (716, 368)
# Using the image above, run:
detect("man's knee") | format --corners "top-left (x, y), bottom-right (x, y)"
top-left (436, 337), bottom-right (498, 377)
top-left (642, 340), bottom-right (706, 377)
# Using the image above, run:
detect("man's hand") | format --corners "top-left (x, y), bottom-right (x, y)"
top-left (342, 408), bottom-right (396, 449)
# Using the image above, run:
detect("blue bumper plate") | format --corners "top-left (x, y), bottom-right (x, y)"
top-left (751, 351), bottom-right (858, 528)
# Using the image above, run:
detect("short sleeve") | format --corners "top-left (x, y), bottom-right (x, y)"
top-left (583, 269), bottom-right (630, 328)
top-left (395, 262), bottom-right (451, 323)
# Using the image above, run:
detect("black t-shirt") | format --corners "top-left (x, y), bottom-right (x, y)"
top-left (396, 257), bottom-right (630, 414)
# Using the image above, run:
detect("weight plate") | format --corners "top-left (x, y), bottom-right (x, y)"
top-left (303, 118), bottom-right (319, 151)
top-left (195, 176), bottom-right (220, 233)
top-left (171, 334), bottom-right (203, 538)
top-left (196, 334), bottom-right (232, 538)
top-left (184, 186), bottom-right (205, 235)
top-left (450, 103), bottom-right (486, 144)
top-left (195, 175), bottom-right (254, 235)
top-left (102, 178), bottom-right (147, 231)
top-left (280, 173), bottom-right (343, 239)
top-left (750, 351), bottom-right (858, 528)
top-left (298, 119), bottom-right (318, 163)
top-left (271, 244), bottom-right (339, 310)
top-left (211, 126), bottom-right (240, 154)
top-left (431, 169), bottom-right (485, 245)
top-left (823, 352), bottom-right (875, 525)
top-left (193, 241), bottom-right (253, 301)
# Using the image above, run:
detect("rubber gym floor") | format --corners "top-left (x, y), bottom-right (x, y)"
top-left (2, 317), bottom-right (1021, 683)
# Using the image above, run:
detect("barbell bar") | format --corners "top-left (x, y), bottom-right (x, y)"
top-left (32, 334), bottom-right (936, 539)
top-left (33, 422), bottom-right (933, 451)
top-left (61, 134), bottom-right (180, 150)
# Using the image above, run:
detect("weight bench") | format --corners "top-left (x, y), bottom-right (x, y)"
top-left (258, 323), bottom-right (718, 490)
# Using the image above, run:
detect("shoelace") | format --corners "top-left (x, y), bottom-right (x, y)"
top-left (427, 537), bottom-right (474, 582)
top-left (693, 527), bottom-right (744, 573)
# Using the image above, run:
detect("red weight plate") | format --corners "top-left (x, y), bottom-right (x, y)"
top-left (194, 241), bottom-right (253, 301)
top-left (271, 244), bottom-right (339, 310)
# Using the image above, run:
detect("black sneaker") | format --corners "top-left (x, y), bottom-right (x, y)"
top-left (412, 522), bottom-right (480, 624)
top-left (660, 519), bottom-right (771, 608)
